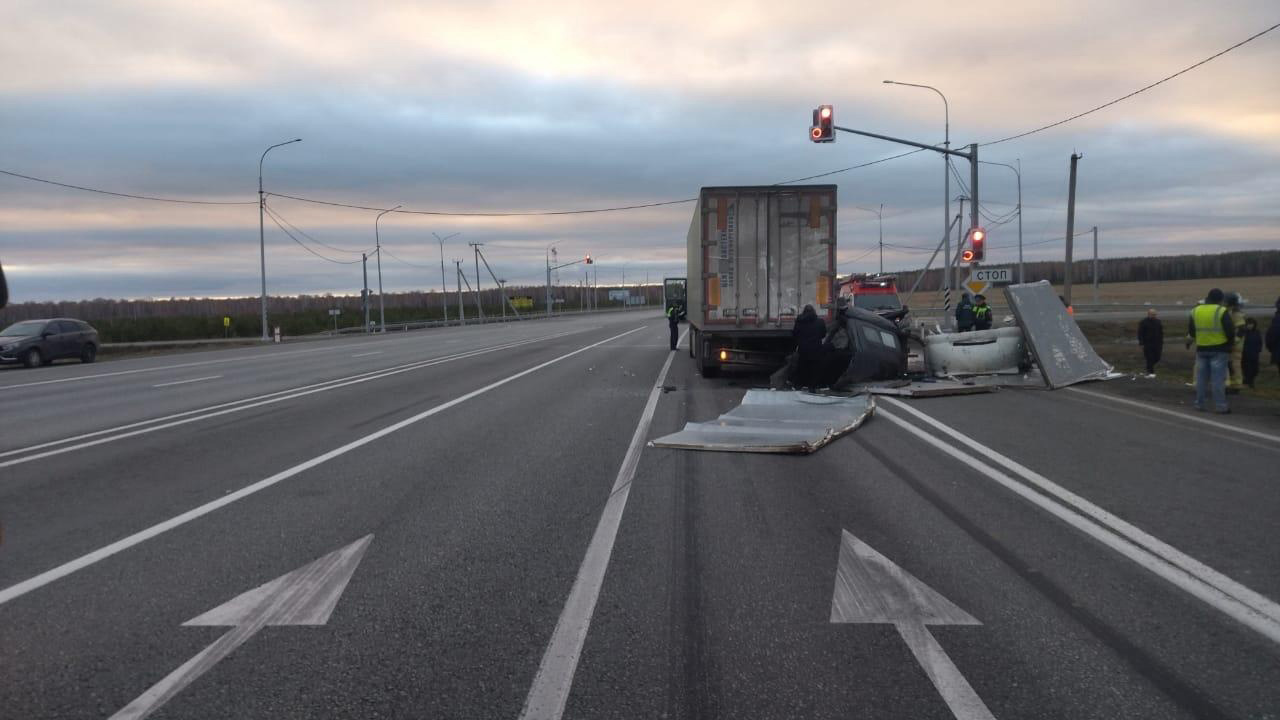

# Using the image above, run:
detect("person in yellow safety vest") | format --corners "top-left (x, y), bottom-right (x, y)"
top-left (1186, 288), bottom-right (1235, 413)
top-left (1225, 292), bottom-right (1246, 391)
top-left (972, 294), bottom-right (993, 330)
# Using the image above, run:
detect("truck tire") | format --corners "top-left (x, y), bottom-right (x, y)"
top-left (696, 334), bottom-right (720, 378)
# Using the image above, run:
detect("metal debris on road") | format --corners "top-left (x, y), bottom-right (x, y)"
top-left (649, 389), bottom-right (874, 454)
top-left (1005, 281), bottom-right (1114, 389)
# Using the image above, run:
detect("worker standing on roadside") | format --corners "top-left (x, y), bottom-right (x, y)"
top-left (972, 294), bottom-right (993, 331)
top-left (791, 304), bottom-right (827, 392)
top-left (1137, 308), bottom-right (1164, 377)
top-left (1225, 293), bottom-right (1246, 392)
top-left (955, 294), bottom-right (976, 332)
top-left (1267, 297), bottom-right (1280, 379)
top-left (1186, 288), bottom-right (1235, 413)
top-left (1241, 317), bottom-right (1262, 389)
top-left (667, 302), bottom-right (680, 351)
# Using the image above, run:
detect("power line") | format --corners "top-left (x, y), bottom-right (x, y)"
top-left (263, 205), bottom-right (363, 265)
top-left (0, 169), bottom-right (256, 205)
top-left (267, 205), bottom-right (372, 254)
top-left (266, 191), bottom-right (698, 216)
top-left (982, 20), bottom-right (1280, 146)
top-left (774, 149), bottom-right (928, 184)
top-left (380, 247), bottom-right (434, 269)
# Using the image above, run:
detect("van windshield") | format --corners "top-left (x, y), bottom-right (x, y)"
top-left (853, 294), bottom-right (902, 311)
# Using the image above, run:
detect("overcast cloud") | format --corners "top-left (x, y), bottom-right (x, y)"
top-left (1, 0), bottom-right (1277, 301)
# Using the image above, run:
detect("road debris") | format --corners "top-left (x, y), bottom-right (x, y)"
top-left (650, 390), bottom-right (874, 454)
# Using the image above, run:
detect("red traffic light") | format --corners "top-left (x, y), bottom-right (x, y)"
top-left (965, 227), bottom-right (986, 262)
top-left (584, 255), bottom-right (593, 264)
top-left (810, 104), bottom-right (834, 143)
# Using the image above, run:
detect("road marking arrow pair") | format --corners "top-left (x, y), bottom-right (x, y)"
top-left (110, 535), bottom-right (372, 720)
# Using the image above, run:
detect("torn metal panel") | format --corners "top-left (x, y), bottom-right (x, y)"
top-left (650, 390), bottom-right (874, 454)
top-left (1004, 281), bottom-right (1113, 389)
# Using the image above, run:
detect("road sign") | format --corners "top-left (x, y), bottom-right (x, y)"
top-left (328, 308), bottom-right (341, 316)
top-left (831, 530), bottom-right (994, 720)
top-left (511, 296), bottom-right (534, 310)
top-left (964, 279), bottom-right (990, 296)
top-left (222, 316), bottom-right (231, 327)
top-left (972, 267), bottom-right (1012, 284)
top-left (110, 535), bottom-right (372, 719)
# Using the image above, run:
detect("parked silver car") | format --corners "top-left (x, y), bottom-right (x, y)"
top-left (0, 318), bottom-right (100, 367)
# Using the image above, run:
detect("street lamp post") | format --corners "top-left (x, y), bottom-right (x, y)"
top-left (855, 205), bottom-right (885, 273)
top-left (374, 205), bottom-right (401, 332)
top-left (545, 243), bottom-right (557, 317)
top-left (883, 80), bottom-right (951, 320)
top-left (258, 138), bottom-right (301, 341)
top-left (433, 232), bottom-right (460, 323)
top-left (979, 159), bottom-right (1023, 283)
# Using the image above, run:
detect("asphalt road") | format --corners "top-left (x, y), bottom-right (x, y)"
top-left (1, 311), bottom-right (1277, 719)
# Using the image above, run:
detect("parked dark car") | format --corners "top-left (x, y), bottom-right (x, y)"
top-left (0, 318), bottom-right (100, 367)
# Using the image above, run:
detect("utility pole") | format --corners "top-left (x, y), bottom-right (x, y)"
top-left (374, 205), bottom-right (400, 332)
top-left (469, 242), bottom-right (485, 321)
top-left (1092, 226), bottom-right (1099, 305)
top-left (433, 232), bottom-right (459, 324)
top-left (362, 253), bottom-right (370, 333)
top-left (878, 203), bottom-right (884, 274)
top-left (499, 279), bottom-right (507, 320)
top-left (1064, 152), bottom-right (1082, 307)
top-left (455, 260), bottom-right (466, 326)
top-left (956, 197), bottom-right (967, 292)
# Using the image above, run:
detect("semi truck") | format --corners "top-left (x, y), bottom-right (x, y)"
top-left (686, 185), bottom-right (837, 376)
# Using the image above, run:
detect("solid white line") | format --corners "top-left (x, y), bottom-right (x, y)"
top-left (151, 375), bottom-right (222, 388)
top-left (0, 325), bottom-right (648, 607)
top-left (1066, 387), bottom-right (1280, 444)
top-left (350, 351), bottom-right (383, 358)
top-left (520, 328), bottom-right (686, 720)
top-left (0, 329), bottom-right (587, 468)
top-left (879, 398), bottom-right (1280, 646)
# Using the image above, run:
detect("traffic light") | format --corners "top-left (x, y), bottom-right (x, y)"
top-left (810, 105), bottom-right (834, 143)
top-left (584, 255), bottom-right (593, 264)
top-left (962, 227), bottom-right (986, 263)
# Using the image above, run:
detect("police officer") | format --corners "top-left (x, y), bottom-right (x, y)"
top-left (1187, 288), bottom-right (1235, 413)
top-left (972, 294), bottom-right (993, 331)
top-left (667, 302), bottom-right (680, 351)
top-left (955, 293), bottom-right (976, 332)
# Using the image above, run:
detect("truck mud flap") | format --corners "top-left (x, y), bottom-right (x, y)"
top-left (649, 390), bottom-right (874, 454)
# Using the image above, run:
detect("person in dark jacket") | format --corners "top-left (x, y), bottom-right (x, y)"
top-left (1266, 297), bottom-right (1280, 379)
top-left (667, 303), bottom-right (681, 351)
top-left (955, 294), bottom-right (976, 332)
top-left (1137, 308), bottom-right (1164, 377)
top-left (972, 294), bottom-right (993, 331)
top-left (791, 304), bottom-right (827, 391)
top-left (1241, 317), bottom-right (1262, 388)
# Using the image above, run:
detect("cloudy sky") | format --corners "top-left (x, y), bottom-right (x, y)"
top-left (1, 0), bottom-right (1276, 301)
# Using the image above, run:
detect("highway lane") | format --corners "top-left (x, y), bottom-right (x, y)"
top-left (2, 312), bottom-right (1278, 719)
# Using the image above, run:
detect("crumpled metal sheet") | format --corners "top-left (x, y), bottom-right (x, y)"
top-left (649, 390), bottom-right (875, 454)
top-left (1004, 281), bottom-right (1113, 389)
top-left (852, 380), bottom-right (997, 397)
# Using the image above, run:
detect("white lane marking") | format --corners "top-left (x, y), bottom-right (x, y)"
top-left (151, 375), bottom-right (222, 388)
top-left (0, 329), bottom-right (587, 468)
top-left (520, 328), bottom-right (686, 720)
top-left (879, 398), bottom-right (1280, 646)
top-left (832, 530), bottom-right (994, 720)
top-left (0, 321), bottom-right (564, 392)
top-left (1066, 387), bottom-right (1280, 445)
top-left (110, 535), bottom-right (372, 720)
top-left (0, 325), bottom-right (646, 606)
top-left (350, 351), bottom-right (383, 358)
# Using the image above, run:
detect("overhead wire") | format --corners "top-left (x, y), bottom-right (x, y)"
top-left (263, 205), bottom-right (363, 265)
top-left (379, 247), bottom-right (434, 268)
top-left (0, 168), bottom-right (256, 205)
top-left (266, 205), bottom-right (373, 255)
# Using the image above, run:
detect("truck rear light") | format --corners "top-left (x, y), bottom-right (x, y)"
top-left (719, 349), bottom-right (728, 361)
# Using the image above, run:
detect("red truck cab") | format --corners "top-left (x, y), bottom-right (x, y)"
top-left (838, 274), bottom-right (903, 313)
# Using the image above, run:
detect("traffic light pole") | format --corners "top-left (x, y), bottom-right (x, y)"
top-left (832, 126), bottom-right (978, 328)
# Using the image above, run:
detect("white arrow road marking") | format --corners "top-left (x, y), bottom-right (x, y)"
top-left (110, 535), bottom-right (372, 720)
top-left (151, 375), bottom-right (221, 388)
top-left (831, 530), bottom-right (995, 720)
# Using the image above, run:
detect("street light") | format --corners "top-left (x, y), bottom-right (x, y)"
top-left (258, 138), bottom-right (302, 341)
top-left (979, 159), bottom-right (1023, 283)
top-left (545, 242), bottom-right (558, 316)
top-left (374, 205), bottom-right (401, 332)
top-left (433, 232), bottom-right (460, 323)
top-left (854, 204), bottom-right (885, 273)
top-left (883, 80), bottom-right (953, 318)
